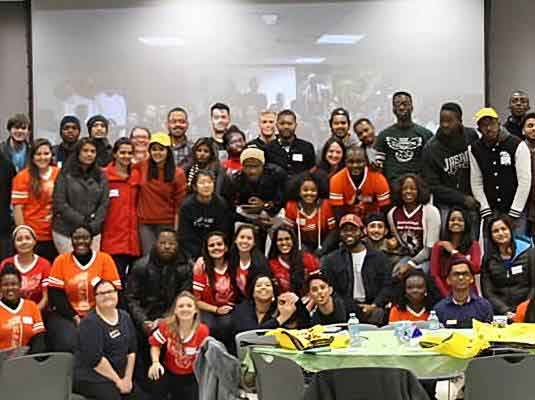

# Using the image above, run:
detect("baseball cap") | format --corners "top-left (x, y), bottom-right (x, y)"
top-left (149, 132), bottom-right (171, 147)
top-left (475, 107), bottom-right (499, 124)
top-left (339, 213), bottom-right (364, 228)
top-left (240, 147), bottom-right (265, 164)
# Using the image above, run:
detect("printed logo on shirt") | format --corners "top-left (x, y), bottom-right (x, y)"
top-left (385, 137), bottom-right (423, 163)
top-left (443, 151), bottom-right (469, 176)
top-left (499, 151), bottom-right (511, 166)
top-left (110, 329), bottom-right (121, 339)
top-left (184, 347), bottom-right (197, 356)
top-left (192, 217), bottom-right (215, 229)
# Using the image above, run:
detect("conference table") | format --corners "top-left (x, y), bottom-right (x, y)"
top-left (252, 329), bottom-right (470, 380)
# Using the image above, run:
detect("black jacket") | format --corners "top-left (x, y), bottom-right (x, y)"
top-left (422, 127), bottom-right (478, 207)
top-left (125, 252), bottom-right (192, 331)
top-left (93, 138), bottom-right (113, 167)
top-left (264, 137), bottom-right (316, 176)
top-left (0, 152), bottom-right (16, 236)
top-left (178, 194), bottom-right (233, 261)
top-left (481, 239), bottom-right (535, 314)
top-left (231, 298), bottom-right (310, 337)
top-left (504, 115), bottom-right (523, 138)
top-left (321, 245), bottom-right (392, 313)
top-left (222, 163), bottom-right (287, 217)
top-left (305, 367), bottom-right (429, 400)
top-left (52, 142), bottom-right (77, 167)
top-left (310, 295), bottom-right (347, 325)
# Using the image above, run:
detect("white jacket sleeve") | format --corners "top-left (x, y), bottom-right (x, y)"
top-left (469, 145), bottom-right (491, 218)
top-left (510, 141), bottom-right (532, 218)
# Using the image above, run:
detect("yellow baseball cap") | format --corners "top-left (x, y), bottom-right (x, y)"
top-left (149, 132), bottom-right (171, 147)
top-left (475, 107), bottom-right (499, 124)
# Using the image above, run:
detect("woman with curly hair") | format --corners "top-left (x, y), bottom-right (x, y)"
top-left (387, 173), bottom-right (441, 278)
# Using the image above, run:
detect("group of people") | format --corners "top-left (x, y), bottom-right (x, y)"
top-left (1, 89), bottom-right (535, 400)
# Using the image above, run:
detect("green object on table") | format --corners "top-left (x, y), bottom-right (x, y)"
top-left (253, 330), bottom-right (470, 379)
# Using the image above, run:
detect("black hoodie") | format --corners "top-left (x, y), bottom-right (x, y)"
top-left (0, 152), bottom-right (15, 236)
top-left (421, 126), bottom-right (479, 207)
top-left (178, 193), bottom-right (233, 260)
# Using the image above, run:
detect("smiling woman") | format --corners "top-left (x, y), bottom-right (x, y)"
top-left (46, 226), bottom-right (121, 353)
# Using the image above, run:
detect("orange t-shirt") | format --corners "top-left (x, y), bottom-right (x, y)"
top-left (329, 166), bottom-right (390, 218)
top-left (284, 200), bottom-right (336, 248)
top-left (11, 166), bottom-right (60, 241)
top-left (47, 252), bottom-right (121, 317)
top-left (388, 305), bottom-right (430, 323)
top-left (514, 300), bottom-right (530, 323)
top-left (0, 299), bottom-right (45, 350)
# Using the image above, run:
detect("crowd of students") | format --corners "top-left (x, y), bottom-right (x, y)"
top-left (1, 90), bottom-right (535, 400)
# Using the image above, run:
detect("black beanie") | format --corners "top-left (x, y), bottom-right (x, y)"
top-left (440, 102), bottom-right (463, 119)
top-left (60, 115), bottom-right (81, 133)
top-left (86, 115), bottom-right (109, 133)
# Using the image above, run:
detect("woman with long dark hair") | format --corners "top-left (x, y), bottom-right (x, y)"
top-left (268, 226), bottom-right (320, 298)
top-left (232, 272), bottom-right (309, 337)
top-left (430, 207), bottom-right (481, 296)
top-left (12, 138), bottom-right (60, 261)
top-left (101, 138), bottom-right (141, 287)
top-left (284, 172), bottom-right (337, 256)
top-left (228, 224), bottom-right (270, 299)
top-left (387, 173), bottom-right (441, 278)
top-left (192, 231), bottom-right (236, 345)
top-left (136, 133), bottom-right (186, 255)
top-left (52, 137), bottom-right (109, 254)
top-left (482, 215), bottom-right (535, 319)
top-left (185, 137), bottom-right (226, 195)
top-left (315, 137), bottom-right (346, 178)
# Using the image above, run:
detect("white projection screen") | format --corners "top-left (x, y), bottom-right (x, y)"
top-left (32, 0), bottom-right (485, 148)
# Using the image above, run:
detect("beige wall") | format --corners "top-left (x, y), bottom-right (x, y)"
top-left (0, 2), bottom-right (28, 142)
top-left (487, 0), bottom-right (535, 119)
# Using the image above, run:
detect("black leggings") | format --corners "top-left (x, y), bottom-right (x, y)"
top-left (74, 380), bottom-right (148, 400)
top-left (152, 373), bottom-right (198, 400)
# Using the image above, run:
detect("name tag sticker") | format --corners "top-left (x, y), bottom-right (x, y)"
top-left (292, 153), bottom-right (303, 162)
top-left (109, 189), bottom-right (120, 198)
top-left (110, 329), bottom-right (121, 339)
top-left (511, 265), bottom-right (523, 275)
top-left (446, 320), bottom-right (457, 326)
top-left (22, 316), bottom-right (33, 324)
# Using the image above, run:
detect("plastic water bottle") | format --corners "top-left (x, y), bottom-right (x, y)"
top-left (347, 313), bottom-right (361, 347)
top-left (428, 310), bottom-right (440, 330)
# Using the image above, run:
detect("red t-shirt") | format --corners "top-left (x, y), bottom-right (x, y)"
top-left (269, 252), bottom-right (319, 295)
top-left (0, 255), bottom-right (51, 304)
top-left (149, 321), bottom-right (209, 375)
top-left (284, 200), bottom-right (336, 249)
top-left (388, 305), bottom-right (430, 323)
top-left (11, 167), bottom-right (60, 241)
top-left (0, 299), bottom-right (45, 350)
top-left (235, 262), bottom-right (251, 297)
top-left (192, 258), bottom-right (237, 307)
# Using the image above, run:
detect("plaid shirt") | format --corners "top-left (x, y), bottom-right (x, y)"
top-left (171, 138), bottom-right (193, 168)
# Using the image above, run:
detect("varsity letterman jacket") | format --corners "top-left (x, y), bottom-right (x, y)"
top-left (468, 129), bottom-right (531, 219)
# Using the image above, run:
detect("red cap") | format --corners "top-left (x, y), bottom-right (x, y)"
top-left (339, 213), bottom-right (364, 228)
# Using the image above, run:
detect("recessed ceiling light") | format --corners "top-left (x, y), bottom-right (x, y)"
top-left (316, 34), bottom-right (365, 44)
top-left (295, 57), bottom-right (326, 64)
top-left (138, 36), bottom-right (185, 47)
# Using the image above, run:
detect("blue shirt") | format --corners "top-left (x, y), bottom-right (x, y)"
top-left (433, 295), bottom-right (493, 329)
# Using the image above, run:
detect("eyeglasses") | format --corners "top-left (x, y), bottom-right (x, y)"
top-left (95, 289), bottom-right (117, 296)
